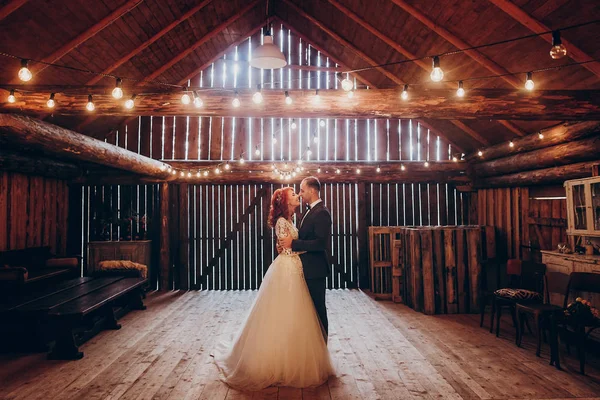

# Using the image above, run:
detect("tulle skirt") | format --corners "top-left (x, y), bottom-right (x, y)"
top-left (213, 254), bottom-right (335, 390)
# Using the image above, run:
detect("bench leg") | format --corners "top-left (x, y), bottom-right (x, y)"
top-left (130, 290), bottom-right (147, 311)
top-left (104, 306), bottom-right (121, 330)
top-left (48, 323), bottom-right (83, 360)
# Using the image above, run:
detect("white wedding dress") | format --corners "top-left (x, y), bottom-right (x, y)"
top-left (213, 217), bottom-right (334, 390)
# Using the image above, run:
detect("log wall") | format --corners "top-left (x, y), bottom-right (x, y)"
top-left (0, 171), bottom-right (69, 255)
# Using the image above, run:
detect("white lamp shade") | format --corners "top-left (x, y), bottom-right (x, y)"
top-left (249, 35), bottom-right (287, 69)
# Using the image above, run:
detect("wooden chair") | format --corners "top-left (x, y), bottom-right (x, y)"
top-left (516, 272), bottom-right (570, 368)
top-left (562, 272), bottom-right (600, 374)
top-left (491, 260), bottom-right (546, 339)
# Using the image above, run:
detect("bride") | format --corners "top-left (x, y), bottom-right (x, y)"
top-left (213, 187), bottom-right (334, 390)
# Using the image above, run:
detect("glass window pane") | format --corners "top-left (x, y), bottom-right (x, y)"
top-left (573, 184), bottom-right (587, 230)
top-left (592, 182), bottom-right (600, 231)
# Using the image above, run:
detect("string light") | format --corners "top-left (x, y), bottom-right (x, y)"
top-left (424, 161), bottom-right (429, 167)
top-left (203, 170), bottom-right (209, 176)
top-left (306, 146), bottom-right (312, 156)
top-left (347, 90), bottom-right (354, 99)
top-left (376, 165), bottom-right (381, 173)
top-left (272, 134), bottom-right (277, 144)
top-left (319, 119), bottom-right (326, 127)
top-left (180, 171), bottom-right (185, 177)
top-left (401, 84), bottom-right (409, 100)
top-left (538, 132), bottom-right (544, 139)
top-left (509, 141), bottom-right (515, 148)
top-left (317, 167), bottom-right (321, 173)
top-left (86, 94), bottom-right (95, 112)
top-left (239, 156), bottom-right (245, 164)
top-left (196, 171), bottom-right (201, 177)
top-left (232, 91), bottom-right (241, 108)
top-left (452, 156), bottom-right (458, 162)
top-left (46, 93), bottom-right (55, 108)
top-left (335, 169), bottom-right (341, 174)
top-left (291, 119), bottom-right (297, 130)
top-left (193, 92), bottom-right (203, 108)
top-left (314, 89), bottom-right (320, 102)
top-left (313, 133), bottom-right (319, 144)
top-left (430, 56), bottom-right (444, 82)
top-left (112, 78), bottom-right (123, 99)
top-left (525, 72), bottom-right (534, 90)
top-left (187, 172), bottom-right (192, 178)
top-left (224, 162), bottom-right (231, 170)
top-left (254, 145), bottom-right (261, 156)
top-left (341, 76), bottom-right (353, 91)
top-left (215, 167), bottom-right (221, 174)
top-left (124, 94), bottom-right (136, 109)
top-left (356, 168), bottom-right (361, 174)
top-left (181, 88), bottom-right (191, 105)
top-left (400, 164), bottom-right (406, 171)
top-left (7, 89), bottom-right (16, 103)
top-left (252, 84), bottom-right (263, 104)
top-left (456, 81), bottom-right (465, 97)
top-left (171, 169), bottom-right (177, 175)
top-left (550, 31), bottom-right (567, 59)
top-left (478, 150), bottom-right (483, 157)
top-left (18, 59), bottom-right (32, 82)
top-left (285, 91), bottom-right (292, 105)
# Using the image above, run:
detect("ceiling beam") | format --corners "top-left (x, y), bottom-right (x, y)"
top-left (0, 0), bottom-right (29, 21)
top-left (282, 1), bottom-right (480, 148)
top-left (497, 120), bottom-right (526, 137)
top-left (5, 88), bottom-right (596, 120)
top-left (449, 120), bottom-right (490, 146)
top-left (389, 0), bottom-right (523, 88)
top-left (85, 0), bottom-right (214, 86)
top-left (488, 0), bottom-right (600, 79)
top-left (11, 0), bottom-right (143, 83)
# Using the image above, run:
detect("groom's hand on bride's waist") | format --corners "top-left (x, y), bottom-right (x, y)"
top-left (280, 236), bottom-right (293, 249)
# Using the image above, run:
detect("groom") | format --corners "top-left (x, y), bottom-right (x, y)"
top-left (279, 176), bottom-right (331, 338)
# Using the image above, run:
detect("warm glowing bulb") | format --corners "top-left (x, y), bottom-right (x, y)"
top-left (452, 156), bottom-right (458, 162)
top-left (401, 84), bottom-right (408, 100)
top-left (252, 91), bottom-right (263, 104)
top-left (215, 167), bottom-right (221, 174)
top-left (509, 141), bottom-right (515, 148)
top-left (347, 90), bottom-right (354, 99)
top-left (18, 60), bottom-right (32, 82)
top-left (232, 96), bottom-right (241, 108)
top-left (203, 170), bottom-right (209, 176)
top-left (46, 93), bottom-right (55, 108)
top-left (314, 89), bottom-right (320, 102)
top-left (550, 31), bottom-right (567, 60)
top-left (400, 164), bottom-right (406, 171)
top-left (272, 135), bottom-right (277, 144)
top-left (356, 168), bottom-right (361, 174)
top-left (317, 168), bottom-right (321, 173)
top-left (376, 166), bottom-right (381, 173)
top-left (525, 72), bottom-right (534, 90)
top-left (112, 78), bottom-right (123, 99)
top-left (180, 171), bottom-right (185, 177)
top-left (7, 90), bottom-right (16, 103)
top-left (196, 171), bottom-right (201, 177)
top-left (124, 95), bottom-right (136, 109)
top-left (86, 95), bottom-right (95, 112)
top-left (291, 120), bottom-right (297, 129)
top-left (255, 147), bottom-right (261, 156)
top-left (187, 172), bottom-right (192, 177)
top-left (239, 157), bottom-right (245, 164)
top-left (313, 135), bottom-right (319, 144)
top-left (285, 91), bottom-right (292, 105)
top-left (478, 150), bottom-right (483, 157)
top-left (306, 147), bottom-right (312, 156)
top-left (225, 163), bottom-right (231, 170)
top-left (335, 169), bottom-right (341, 174)
top-left (456, 81), bottom-right (465, 97)
top-left (430, 56), bottom-right (444, 82)
top-left (538, 132), bottom-right (544, 139)
top-left (424, 161), bottom-right (429, 167)
top-left (193, 93), bottom-right (203, 108)
top-left (341, 78), bottom-right (353, 92)
top-left (319, 119), bottom-right (326, 127)
top-left (181, 92), bottom-right (191, 104)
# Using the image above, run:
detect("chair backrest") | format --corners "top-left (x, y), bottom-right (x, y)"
top-left (480, 258), bottom-right (502, 292)
top-left (544, 272), bottom-right (570, 305)
top-left (519, 261), bottom-right (546, 292)
top-left (565, 272), bottom-right (600, 308)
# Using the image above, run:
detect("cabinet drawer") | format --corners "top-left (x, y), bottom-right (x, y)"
top-left (573, 262), bottom-right (600, 274)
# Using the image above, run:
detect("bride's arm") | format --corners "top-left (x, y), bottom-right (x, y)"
top-left (291, 209), bottom-right (331, 253)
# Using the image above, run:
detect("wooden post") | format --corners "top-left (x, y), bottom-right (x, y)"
top-left (433, 227), bottom-right (446, 314)
top-left (410, 230), bottom-right (423, 312)
top-left (178, 183), bottom-right (189, 290)
top-left (444, 228), bottom-right (458, 313)
top-left (159, 183), bottom-right (170, 290)
top-left (455, 228), bottom-right (468, 313)
top-left (420, 229), bottom-right (435, 315)
top-left (357, 182), bottom-right (369, 289)
top-left (467, 228), bottom-right (482, 313)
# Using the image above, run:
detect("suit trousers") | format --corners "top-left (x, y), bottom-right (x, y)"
top-left (305, 277), bottom-right (328, 339)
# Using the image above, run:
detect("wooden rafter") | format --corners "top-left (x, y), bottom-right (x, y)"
top-left (488, 0), bottom-right (600, 79)
top-left (497, 120), bottom-right (526, 137)
top-left (449, 120), bottom-right (490, 146)
top-left (85, 0), bottom-right (215, 86)
top-left (0, 0), bottom-right (29, 21)
top-left (281, 2), bottom-right (477, 149)
top-left (10, 0), bottom-right (143, 83)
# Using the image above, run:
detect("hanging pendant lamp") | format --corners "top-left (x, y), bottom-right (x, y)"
top-left (249, 30), bottom-right (287, 69)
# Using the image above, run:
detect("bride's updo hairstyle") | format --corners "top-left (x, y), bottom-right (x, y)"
top-left (268, 187), bottom-right (294, 228)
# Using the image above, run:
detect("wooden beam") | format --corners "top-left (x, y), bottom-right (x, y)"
top-left (497, 120), bottom-right (526, 137)
top-left (488, 0), bottom-right (600, 79)
top-left (447, 120), bottom-right (490, 146)
top-left (389, 0), bottom-right (522, 88)
top-left (477, 160), bottom-right (599, 188)
top-left (0, 0), bottom-right (29, 21)
top-left (85, 0), bottom-right (215, 86)
top-left (476, 135), bottom-right (600, 177)
top-left (282, 2), bottom-right (487, 148)
top-left (159, 182), bottom-right (170, 290)
top-left (0, 114), bottom-right (170, 178)
top-left (4, 87), bottom-right (599, 120)
top-left (11, 0), bottom-right (142, 83)
top-left (0, 149), bottom-right (82, 179)
top-left (469, 121), bottom-right (600, 161)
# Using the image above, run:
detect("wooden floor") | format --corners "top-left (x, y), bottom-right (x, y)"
top-left (1, 290), bottom-right (600, 400)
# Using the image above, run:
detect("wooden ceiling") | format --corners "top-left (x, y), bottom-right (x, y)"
top-left (0, 0), bottom-right (599, 151)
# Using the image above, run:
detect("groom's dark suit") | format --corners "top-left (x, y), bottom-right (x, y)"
top-left (292, 201), bottom-right (331, 337)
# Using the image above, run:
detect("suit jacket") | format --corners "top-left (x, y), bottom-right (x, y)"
top-left (292, 202), bottom-right (331, 280)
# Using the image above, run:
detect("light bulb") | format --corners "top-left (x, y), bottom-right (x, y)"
top-left (452, 156), bottom-right (458, 162)
top-left (171, 170), bottom-right (177, 175)
top-left (7, 89), bottom-right (16, 103)
top-left (215, 167), bottom-right (221, 174)
top-left (356, 168), bottom-right (361, 174)
top-left (18, 60), bottom-right (32, 82)
top-left (313, 135), bottom-right (319, 144)
top-left (319, 119), bottom-right (326, 127)
top-left (225, 163), bottom-right (231, 170)
top-left (255, 146), bottom-right (260, 156)
top-left (509, 141), bottom-right (515, 148)
top-left (525, 72), bottom-right (534, 91)
top-left (401, 84), bottom-right (408, 100)
top-left (272, 134), bottom-right (277, 144)
top-left (180, 171), bottom-right (185, 177)
top-left (400, 164), bottom-right (406, 171)
top-left (317, 168), bottom-right (321, 173)
top-left (47, 93), bottom-right (55, 108)
top-left (86, 95), bottom-right (95, 112)
top-left (335, 169), bottom-right (341, 174)
top-left (187, 172), bottom-right (192, 178)
top-left (196, 171), bottom-right (201, 177)
top-left (295, 166), bottom-right (301, 173)
top-left (456, 81), bottom-right (465, 97)
top-left (239, 157), bottom-right (245, 164)
top-left (124, 95), bottom-right (136, 109)
top-left (550, 31), bottom-right (567, 60)
top-left (285, 91), bottom-right (292, 105)
top-left (478, 150), bottom-right (483, 157)
top-left (112, 78), bottom-right (123, 99)
top-left (341, 77), bottom-right (353, 92)
top-left (347, 90), bottom-right (354, 99)
top-left (430, 56), bottom-right (444, 82)
top-left (252, 91), bottom-right (263, 104)
top-left (203, 170), bottom-right (209, 176)
top-left (232, 92), bottom-right (241, 108)
top-left (314, 89), bottom-right (320, 102)
top-left (181, 92), bottom-right (191, 105)
top-left (306, 147), bottom-right (312, 156)
top-left (424, 161), bottom-right (429, 167)
top-left (291, 120), bottom-right (297, 129)
top-left (376, 166), bottom-right (381, 173)
top-left (538, 132), bottom-right (544, 139)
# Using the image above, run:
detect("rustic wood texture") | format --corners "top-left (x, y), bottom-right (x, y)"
top-left (0, 150), bottom-right (82, 179)
top-left (4, 88), bottom-right (600, 120)
top-left (2, 290), bottom-right (600, 399)
top-left (0, 171), bottom-right (68, 254)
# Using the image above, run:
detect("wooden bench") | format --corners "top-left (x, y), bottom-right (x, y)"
top-left (0, 276), bottom-right (146, 359)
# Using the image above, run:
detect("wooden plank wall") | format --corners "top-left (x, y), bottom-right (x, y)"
top-left (473, 187), bottom-right (567, 261)
top-left (0, 171), bottom-right (68, 255)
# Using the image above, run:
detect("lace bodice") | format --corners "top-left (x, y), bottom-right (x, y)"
top-left (276, 218), bottom-right (302, 256)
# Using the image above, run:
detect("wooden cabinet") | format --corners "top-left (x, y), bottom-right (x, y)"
top-left (87, 241), bottom-right (152, 276)
top-left (565, 176), bottom-right (600, 237)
